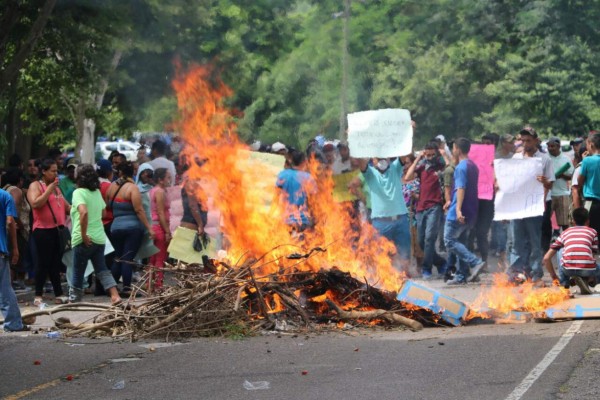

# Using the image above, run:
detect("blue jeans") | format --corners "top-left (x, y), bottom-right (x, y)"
top-left (372, 215), bottom-right (411, 263)
top-left (70, 243), bottom-right (118, 302)
top-left (510, 216), bottom-right (543, 280)
top-left (111, 228), bottom-right (144, 289)
top-left (444, 219), bottom-right (482, 282)
top-left (1, 256), bottom-right (23, 331)
top-left (491, 221), bottom-right (508, 253)
top-left (416, 205), bottom-right (445, 273)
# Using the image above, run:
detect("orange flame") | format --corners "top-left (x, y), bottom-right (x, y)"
top-left (173, 64), bottom-right (403, 292)
top-left (468, 274), bottom-right (571, 319)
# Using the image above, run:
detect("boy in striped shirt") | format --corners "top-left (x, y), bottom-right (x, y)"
top-left (543, 207), bottom-right (600, 294)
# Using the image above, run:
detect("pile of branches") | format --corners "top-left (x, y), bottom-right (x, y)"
top-left (19, 254), bottom-right (443, 341)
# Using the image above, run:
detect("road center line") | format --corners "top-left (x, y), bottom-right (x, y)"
top-left (505, 320), bottom-right (584, 400)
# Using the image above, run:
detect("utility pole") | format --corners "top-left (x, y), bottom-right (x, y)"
top-left (339, 0), bottom-right (350, 142)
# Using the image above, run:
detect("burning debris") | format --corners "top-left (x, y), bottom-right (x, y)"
top-left (42, 252), bottom-right (451, 340)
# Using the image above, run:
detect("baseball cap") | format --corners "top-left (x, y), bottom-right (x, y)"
top-left (271, 142), bottom-right (287, 153)
top-left (519, 126), bottom-right (538, 138)
top-left (435, 134), bottom-right (446, 142)
top-left (547, 137), bottom-right (561, 146)
top-left (570, 137), bottom-right (584, 146)
top-left (67, 158), bottom-right (81, 168)
top-left (95, 159), bottom-right (112, 173)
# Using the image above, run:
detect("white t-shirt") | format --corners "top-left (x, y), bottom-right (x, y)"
top-left (549, 152), bottom-right (574, 197)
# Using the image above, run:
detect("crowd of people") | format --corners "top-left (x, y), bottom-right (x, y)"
top-left (0, 138), bottom-right (196, 331)
top-left (272, 127), bottom-right (600, 291)
top-left (1, 126), bottom-right (599, 332)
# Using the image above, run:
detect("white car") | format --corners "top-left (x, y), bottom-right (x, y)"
top-left (95, 141), bottom-right (139, 161)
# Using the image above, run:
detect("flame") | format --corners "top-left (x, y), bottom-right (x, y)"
top-left (173, 64), bottom-right (404, 292)
top-left (468, 274), bottom-right (571, 319)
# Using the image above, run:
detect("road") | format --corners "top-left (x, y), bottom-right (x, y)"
top-left (2, 308), bottom-right (599, 399)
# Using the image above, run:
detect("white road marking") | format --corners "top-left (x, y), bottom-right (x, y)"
top-left (505, 320), bottom-right (584, 400)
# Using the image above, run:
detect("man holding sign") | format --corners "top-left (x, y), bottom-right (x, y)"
top-left (508, 126), bottom-right (554, 283)
top-left (350, 109), bottom-right (413, 275)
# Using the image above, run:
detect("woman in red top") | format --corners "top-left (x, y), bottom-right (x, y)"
top-left (27, 158), bottom-right (71, 305)
top-left (149, 168), bottom-right (171, 289)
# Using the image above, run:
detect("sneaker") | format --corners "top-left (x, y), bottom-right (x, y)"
top-left (421, 272), bottom-right (433, 281)
top-left (469, 261), bottom-right (486, 282)
top-left (573, 276), bottom-right (594, 295)
top-left (446, 277), bottom-right (467, 286)
top-left (12, 281), bottom-right (27, 291)
top-left (4, 325), bottom-right (31, 332)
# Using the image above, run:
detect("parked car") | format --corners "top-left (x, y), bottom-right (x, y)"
top-left (95, 141), bottom-right (139, 161)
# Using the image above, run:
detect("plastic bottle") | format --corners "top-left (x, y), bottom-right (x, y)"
top-left (46, 331), bottom-right (61, 339)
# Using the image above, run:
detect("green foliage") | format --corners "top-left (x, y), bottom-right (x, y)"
top-left (4, 0), bottom-right (600, 158)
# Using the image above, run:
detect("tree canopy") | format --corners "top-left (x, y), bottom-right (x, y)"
top-left (2, 0), bottom-right (600, 161)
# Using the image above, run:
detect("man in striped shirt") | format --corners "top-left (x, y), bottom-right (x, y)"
top-left (543, 207), bottom-right (600, 294)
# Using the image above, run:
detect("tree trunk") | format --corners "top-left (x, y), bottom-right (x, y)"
top-left (73, 49), bottom-right (124, 164)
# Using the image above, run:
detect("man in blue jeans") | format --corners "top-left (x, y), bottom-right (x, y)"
top-left (0, 189), bottom-right (27, 332)
top-left (509, 126), bottom-right (554, 282)
top-left (359, 157), bottom-right (411, 276)
top-left (403, 141), bottom-right (448, 279)
top-left (445, 138), bottom-right (485, 285)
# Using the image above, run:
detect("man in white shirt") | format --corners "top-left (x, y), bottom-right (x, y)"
top-left (149, 140), bottom-right (176, 187)
top-left (509, 126), bottom-right (555, 283)
top-left (547, 136), bottom-right (574, 231)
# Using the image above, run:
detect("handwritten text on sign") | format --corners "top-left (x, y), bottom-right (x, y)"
top-left (347, 109), bottom-right (413, 158)
top-left (469, 144), bottom-right (495, 200)
top-left (494, 158), bottom-right (544, 220)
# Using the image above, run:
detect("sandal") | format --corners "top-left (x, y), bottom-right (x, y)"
top-left (54, 296), bottom-right (69, 304)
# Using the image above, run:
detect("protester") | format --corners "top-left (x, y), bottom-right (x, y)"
top-left (149, 140), bottom-right (176, 187)
top-left (271, 142), bottom-right (287, 155)
top-left (547, 136), bottom-right (574, 232)
top-left (332, 143), bottom-right (352, 174)
top-left (68, 164), bottom-right (121, 304)
top-left (491, 134), bottom-right (515, 270)
top-left (322, 143), bottom-right (337, 167)
top-left (401, 154), bottom-right (424, 273)
top-left (578, 133), bottom-right (600, 236)
top-left (276, 150), bottom-right (316, 234)
top-left (571, 137), bottom-right (585, 165)
top-left (95, 159), bottom-right (114, 296)
top-left (509, 126), bottom-right (554, 283)
top-left (571, 144), bottom-right (588, 210)
top-left (403, 142), bottom-right (446, 279)
top-left (105, 162), bottom-right (154, 295)
top-left (24, 158), bottom-right (39, 189)
top-left (59, 158), bottom-right (80, 204)
top-left (1, 168), bottom-right (30, 290)
top-left (137, 145), bottom-right (151, 165)
top-left (148, 168), bottom-right (171, 289)
top-left (27, 158), bottom-right (70, 305)
top-left (543, 208), bottom-right (599, 294)
top-left (358, 155), bottom-right (411, 275)
top-left (0, 188), bottom-right (28, 331)
top-left (444, 138), bottom-right (485, 285)
top-left (136, 163), bottom-right (155, 223)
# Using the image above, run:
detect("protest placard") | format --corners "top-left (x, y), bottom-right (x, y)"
top-left (494, 158), bottom-right (545, 220)
top-left (332, 171), bottom-right (360, 203)
top-left (469, 144), bottom-right (495, 200)
top-left (347, 109), bottom-right (413, 158)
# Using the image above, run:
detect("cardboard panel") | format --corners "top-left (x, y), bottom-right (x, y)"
top-left (396, 280), bottom-right (469, 326)
top-left (543, 294), bottom-right (600, 320)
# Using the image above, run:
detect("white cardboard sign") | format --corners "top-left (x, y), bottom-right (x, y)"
top-left (347, 109), bottom-right (413, 158)
top-left (494, 158), bottom-right (545, 220)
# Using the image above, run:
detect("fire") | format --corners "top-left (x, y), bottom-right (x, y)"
top-left (468, 274), bottom-right (571, 319)
top-left (173, 64), bottom-right (403, 292)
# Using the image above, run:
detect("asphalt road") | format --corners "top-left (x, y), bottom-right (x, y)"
top-left (2, 318), bottom-right (599, 400)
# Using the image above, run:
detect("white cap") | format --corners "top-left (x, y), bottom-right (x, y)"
top-left (271, 142), bottom-right (287, 153)
top-left (435, 134), bottom-right (446, 142)
top-left (250, 140), bottom-right (261, 151)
